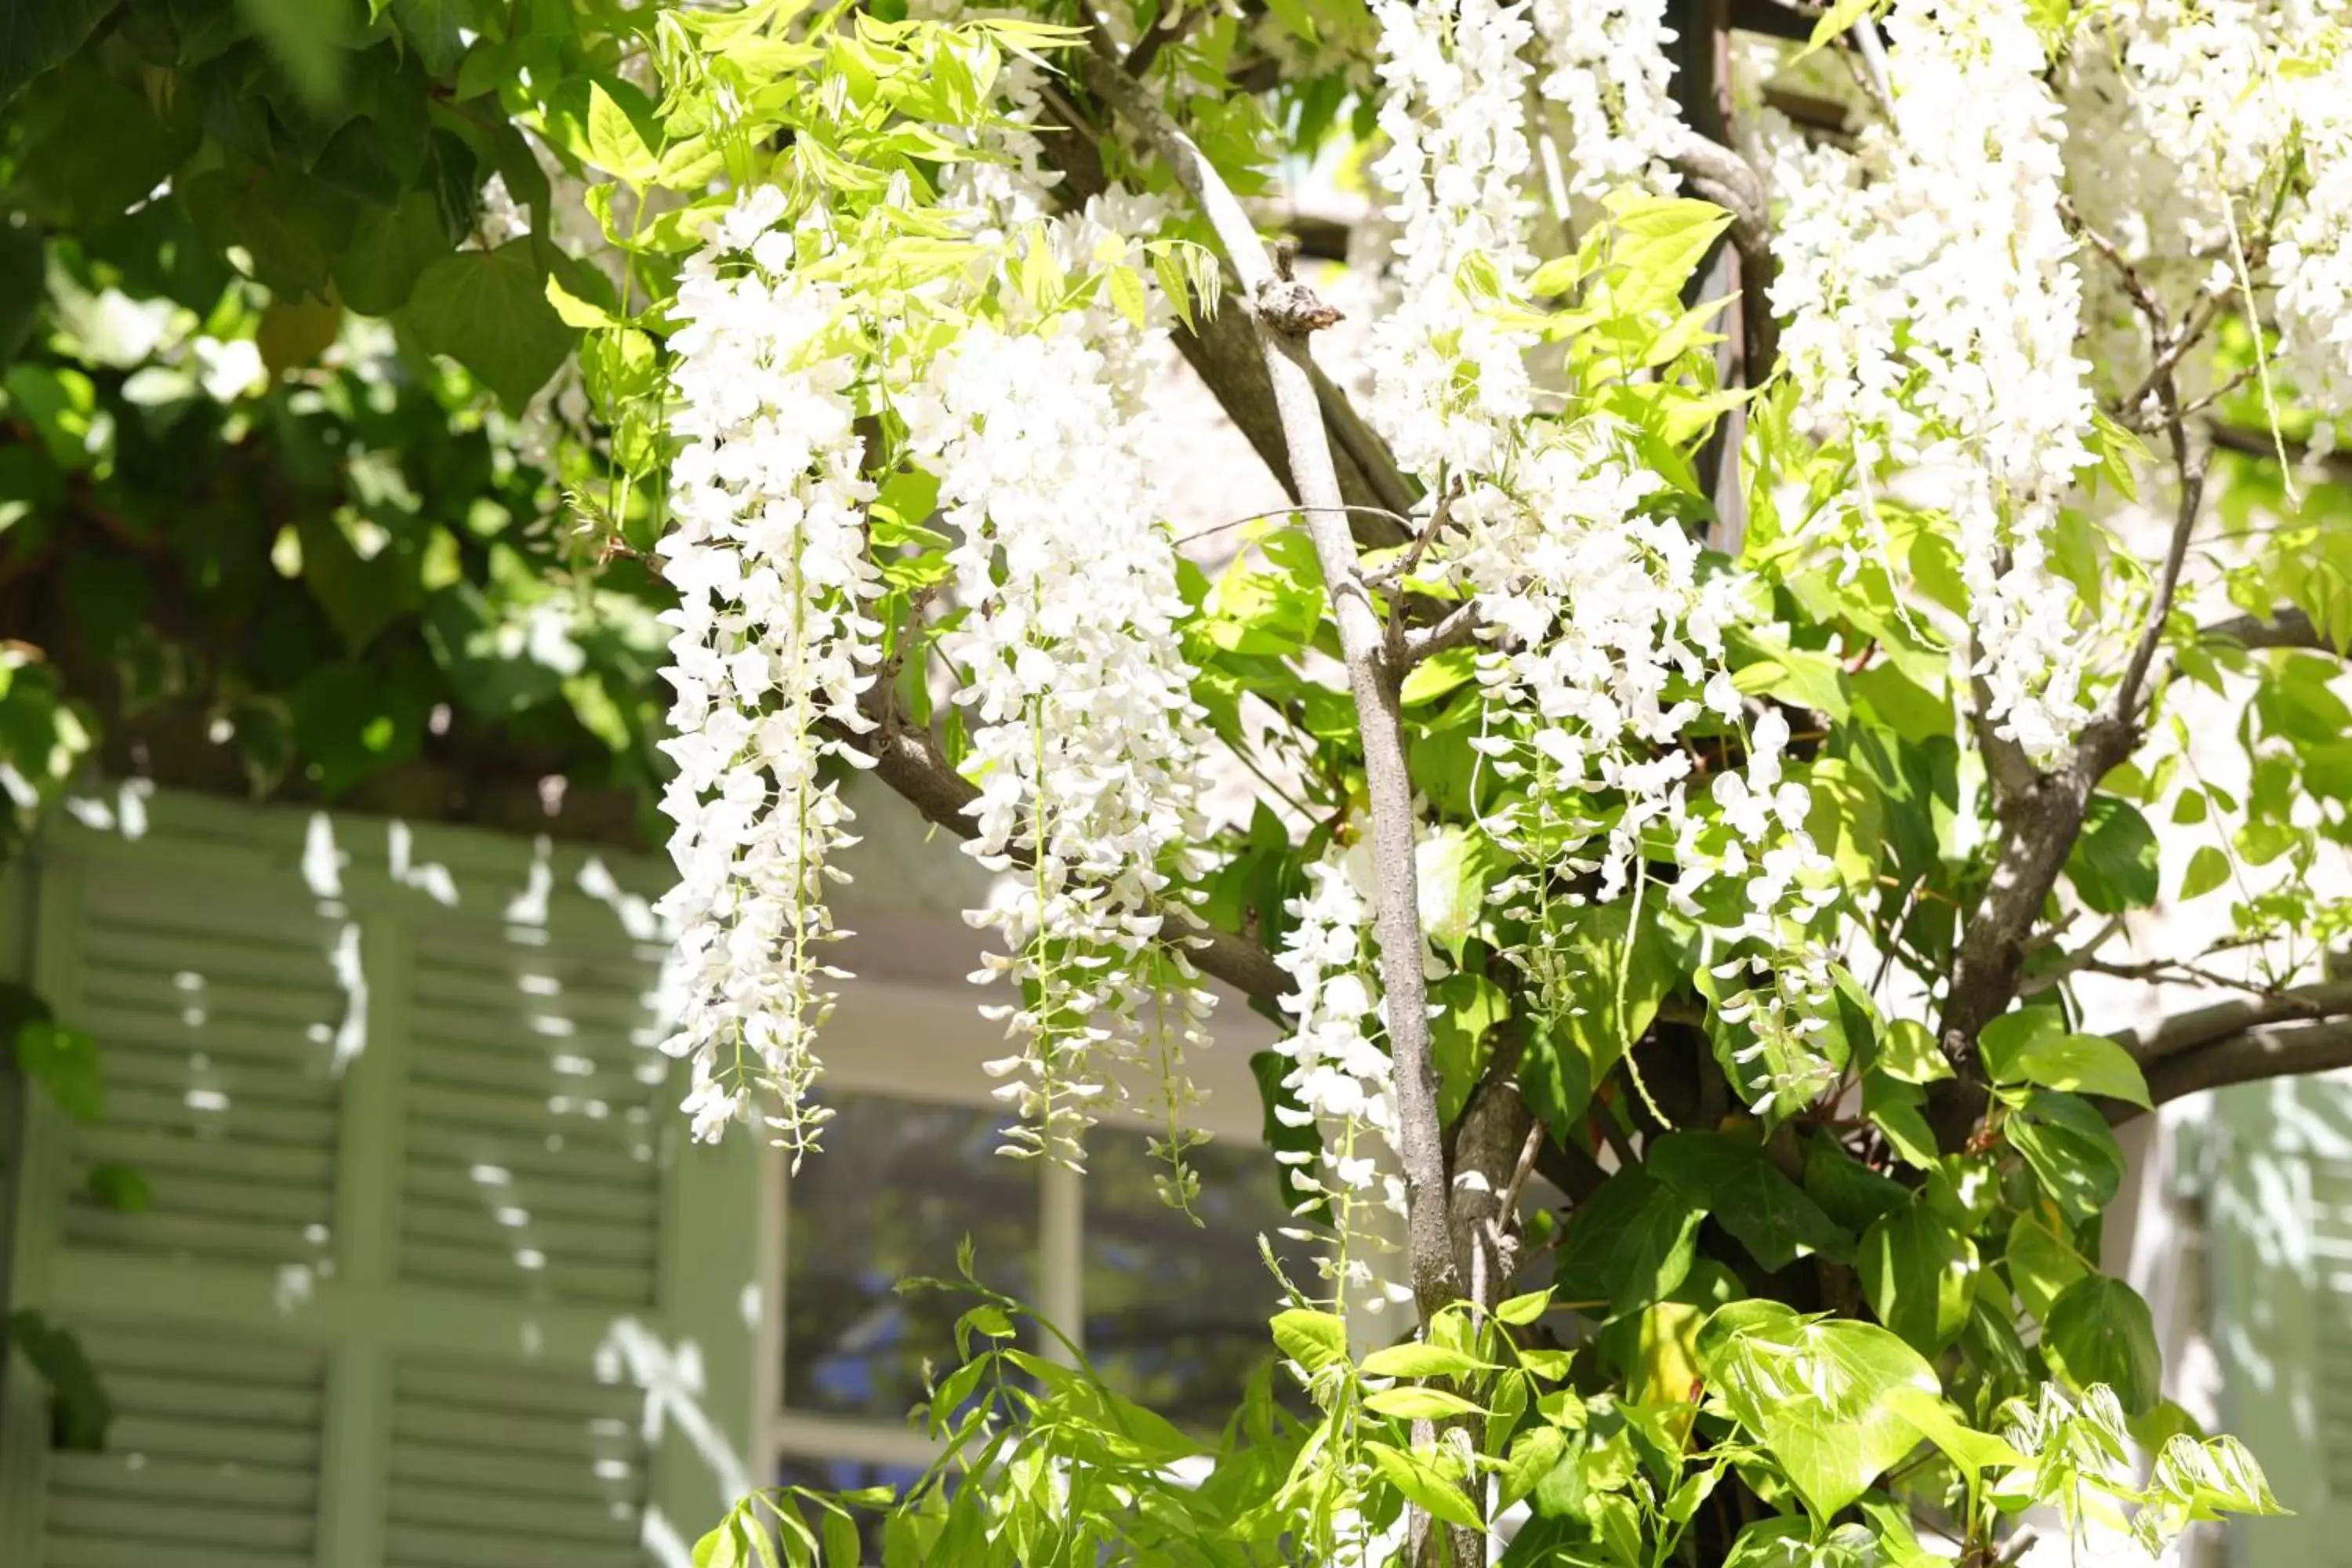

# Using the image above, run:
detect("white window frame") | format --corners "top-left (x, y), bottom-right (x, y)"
top-left (753, 945), bottom-right (1284, 1483)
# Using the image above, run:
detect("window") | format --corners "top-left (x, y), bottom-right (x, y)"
top-left (760, 1086), bottom-right (1314, 1496)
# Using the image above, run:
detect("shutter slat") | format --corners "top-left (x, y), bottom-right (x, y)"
top-left (404, 1082), bottom-right (659, 1152)
top-left (47, 1452), bottom-right (317, 1510)
top-left (390, 1484), bottom-right (641, 1543)
top-left (45, 1493), bottom-right (314, 1552)
top-left (110, 1415), bottom-right (322, 1469)
top-left (72, 1005), bottom-right (335, 1067)
top-left (409, 1039), bottom-right (669, 1101)
top-left (385, 1527), bottom-right (644, 1568)
top-left (408, 967), bottom-right (661, 1026)
top-left (402, 1197), bottom-right (657, 1265)
top-left (96, 1045), bottom-right (336, 1104)
top-left (402, 1121), bottom-right (655, 1183)
top-left (405, 1011), bottom-right (662, 1065)
top-left (68, 1164), bottom-right (329, 1225)
top-left (390, 1443), bottom-right (642, 1504)
top-left (102, 1370), bottom-right (321, 1425)
top-left (401, 1160), bottom-right (659, 1225)
top-left (397, 1239), bottom-right (656, 1306)
top-left (104, 1085), bottom-right (335, 1147)
top-left (74, 1125), bottom-right (335, 1184)
top-left (78, 969), bottom-right (342, 1028)
top-left (395, 1363), bottom-right (637, 1419)
top-left (64, 1205), bottom-right (330, 1268)
top-left (48, 1541), bottom-right (312, 1568)
top-left (71, 1325), bottom-right (321, 1385)
top-left (78, 925), bottom-right (340, 991)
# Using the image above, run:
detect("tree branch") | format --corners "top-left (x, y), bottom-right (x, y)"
top-left (2122, 1018), bottom-right (2352, 1116)
top-left (1078, 47), bottom-right (1486, 1568)
top-left (2207, 419), bottom-right (2352, 488)
top-left (2114, 978), bottom-right (2352, 1066)
top-left (2111, 390), bottom-right (2209, 726)
top-left (2199, 606), bottom-right (2328, 652)
top-left (1073, 46), bottom-right (1458, 1327)
top-left (1401, 602), bottom-right (1481, 667)
top-left (1932, 220), bottom-right (2211, 1149)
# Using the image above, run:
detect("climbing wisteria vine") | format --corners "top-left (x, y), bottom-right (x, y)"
top-left (600, 0), bottom-right (2351, 1555)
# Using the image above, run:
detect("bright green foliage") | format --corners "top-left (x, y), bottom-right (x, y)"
top-left (0, 0), bottom-right (2328, 1563)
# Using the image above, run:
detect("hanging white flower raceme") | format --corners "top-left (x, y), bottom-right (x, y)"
top-left (654, 189), bottom-right (885, 1158)
top-left (1365, 0), bottom-right (1837, 1116)
top-left (1532, 0), bottom-right (1687, 203)
top-left (2061, 1), bottom-right (2352, 434)
top-left (1772, 0), bottom-right (2096, 762)
top-left (898, 318), bottom-right (1216, 1167)
top-left (1267, 842), bottom-right (1414, 1316)
top-left (1363, 0), bottom-right (1543, 479)
top-left (2260, 27), bottom-right (2352, 444)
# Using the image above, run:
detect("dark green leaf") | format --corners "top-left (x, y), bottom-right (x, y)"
top-left (2005, 1209), bottom-right (2089, 1323)
top-left (2065, 796), bottom-right (2161, 913)
top-left (397, 240), bottom-right (577, 410)
top-left (0, 0), bottom-right (114, 107)
top-left (1519, 901), bottom-right (1682, 1134)
top-left (13, 60), bottom-right (201, 229)
top-left (2005, 1091), bottom-right (2125, 1225)
top-left (1650, 1131), bottom-right (1856, 1271)
top-left (390, 0), bottom-right (485, 78)
top-left (1555, 1167), bottom-right (1704, 1316)
top-left (2043, 1275), bottom-right (2162, 1414)
top-left (0, 220), bottom-right (42, 372)
top-left (1802, 1135), bottom-right (1910, 1234)
top-left (181, 165), bottom-right (361, 299)
top-left (1429, 971), bottom-right (1508, 1123)
top-left (3, 1309), bottom-right (111, 1450)
top-left (86, 1162), bottom-right (151, 1212)
top-left (13, 1018), bottom-right (105, 1121)
top-left (1858, 1205), bottom-right (1978, 1355)
top-left (235, 0), bottom-right (357, 108)
top-left (1863, 1071), bottom-right (1938, 1169)
top-left (333, 190), bottom-right (457, 316)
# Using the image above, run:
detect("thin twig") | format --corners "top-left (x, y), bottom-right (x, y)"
top-left (1402, 602), bottom-right (1483, 667)
top-left (1172, 503), bottom-right (1415, 549)
top-left (1847, 16), bottom-right (1898, 122)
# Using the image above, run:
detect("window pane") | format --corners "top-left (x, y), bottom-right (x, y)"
top-left (782, 1093), bottom-right (1036, 1419)
top-left (1081, 1132), bottom-right (1316, 1432)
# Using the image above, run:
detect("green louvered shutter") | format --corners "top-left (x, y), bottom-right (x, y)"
top-left (0, 789), bottom-right (757, 1568)
top-left (2194, 1074), bottom-right (2352, 1565)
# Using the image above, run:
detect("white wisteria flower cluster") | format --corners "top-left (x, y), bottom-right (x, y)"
top-left (1363, 0), bottom-right (1541, 479)
top-left (1267, 842), bottom-right (1415, 1315)
top-left (1532, 0), bottom-right (1688, 204)
top-left (654, 191), bottom-right (883, 1159)
top-left (1358, 0), bottom-right (1838, 1116)
top-left (2064, 0), bottom-right (2352, 442)
top-left (1771, 0), bottom-right (2096, 762)
top-left (900, 318), bottom-right (1218, 1167)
